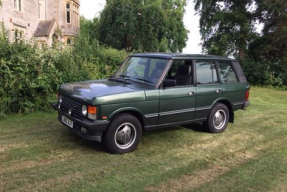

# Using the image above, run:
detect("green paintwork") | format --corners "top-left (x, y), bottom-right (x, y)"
top-left (195, 84), bottom-right (222, 119)
top-left (159, 86), bottom-right (196, 124)
top-left (59, 79), bottom-right (153, 105)
top-left (57, 53), bottom-right (249, 130)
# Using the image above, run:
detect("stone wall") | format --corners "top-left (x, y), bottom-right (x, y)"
top-left (0, 0), bottom-right (80, 43)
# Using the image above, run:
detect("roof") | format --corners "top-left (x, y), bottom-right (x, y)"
top-left (131, 53), bottom-right (237, 61)
top-left (34, 19), bottom-right (56, 37)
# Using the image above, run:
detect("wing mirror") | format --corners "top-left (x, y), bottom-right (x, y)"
top-left (163, 79), bottom-right (176, 87)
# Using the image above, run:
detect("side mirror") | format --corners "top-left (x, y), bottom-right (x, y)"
top-left (163, 79), bottom-right (176, 87)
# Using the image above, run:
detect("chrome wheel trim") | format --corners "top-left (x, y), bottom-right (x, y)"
top-left (213, 109), bottom-right (226, 130)
top-left (114, 123), bottom-right (137, 149)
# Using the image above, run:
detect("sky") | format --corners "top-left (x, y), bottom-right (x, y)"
top-left (80, 0), bottom-right (202, 54)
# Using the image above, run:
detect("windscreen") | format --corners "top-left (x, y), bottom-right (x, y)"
top-left (114, 57), bottom-right (169, 85)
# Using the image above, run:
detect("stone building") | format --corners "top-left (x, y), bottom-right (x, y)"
top-left (0, 0), bottom-right (80, 46)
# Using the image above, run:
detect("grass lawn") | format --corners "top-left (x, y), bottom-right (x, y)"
top-left (0, 87), bottom-right (287, 192)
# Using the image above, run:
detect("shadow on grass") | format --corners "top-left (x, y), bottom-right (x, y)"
top-left (181, 122), bottom-right (207, 133)
top-left (57, 123), bottom-right (207, 153)
top-left (61, 129), bottom-right (105, 153)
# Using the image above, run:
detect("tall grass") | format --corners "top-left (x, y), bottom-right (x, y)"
top-left (0, 25), bottom-right (128, 115)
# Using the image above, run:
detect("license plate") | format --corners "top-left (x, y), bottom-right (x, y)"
top-left (62, 115), bottom-right (73, 128)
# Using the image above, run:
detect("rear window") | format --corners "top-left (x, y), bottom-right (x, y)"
top-left (218, 61), bottom-right (238, 83)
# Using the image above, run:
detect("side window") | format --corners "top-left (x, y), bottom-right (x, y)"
top-left (218, 61), bottom-right (238, 83)
top-left (165, 60), bottom-right (193, 87)
top-left (195, 60), bottom-right (218, 84)
top-left (66, 3), bottom-right (71, 24)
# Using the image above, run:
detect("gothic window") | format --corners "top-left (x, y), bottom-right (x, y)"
top-left (14, 0), bottom-right (17, 9)
top-left (19, 0), bottom-right (22, 11)
top-left (14, 0), bottom-right (22, 12)
top-left (66, 3), bottom-right (71, 24)
top-left (38, 0), bottom-right (41, 19)
top-left (13, 25), bottom-right (26, 42)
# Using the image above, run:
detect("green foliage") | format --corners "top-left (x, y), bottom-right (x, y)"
top-left (0, 24), bottom-right (127, 115)
top-left (80, 16), bottom-right (99, 42)
top-left (250, 0), bottom-right (287, 62)
top-left (195, 0), bottom-right (287, 86)
top-left (194, 0), bottom-right (256, 58)
top-left (240, 58), bottom-right (286, 87)
top-left (98, 0), bottom-right (188, 52)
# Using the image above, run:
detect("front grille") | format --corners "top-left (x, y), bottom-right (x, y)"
top-left (61, 96), bottom-right (83, 118)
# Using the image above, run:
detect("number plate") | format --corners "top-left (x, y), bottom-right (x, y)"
top-left (62, 115), bottom-right (73, 129)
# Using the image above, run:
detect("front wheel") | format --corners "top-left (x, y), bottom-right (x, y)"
top-left (204, 103), bottom-right (229, 133)
top-left (103, 113), bottom-right (142, 154)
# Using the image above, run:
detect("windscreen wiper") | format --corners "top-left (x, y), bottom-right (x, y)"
top-left (119, 74), bottom-right (131, 79)
top-left (135, 78), bottom-right (153, 84)
top-left (108, 78), bottom-right (131, 84)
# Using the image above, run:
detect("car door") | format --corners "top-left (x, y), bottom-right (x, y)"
top-left (194, 60), bottom-right (222, 120)
top-left (217, 60), bottom-right (247, 110)
top-left (158, 60), bottom-right (196, 125)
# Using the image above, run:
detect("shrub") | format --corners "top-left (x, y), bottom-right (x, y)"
top-left (0, 25), bottom-right (128, 115)
top-left (240, 58), bottom-right (287, 87)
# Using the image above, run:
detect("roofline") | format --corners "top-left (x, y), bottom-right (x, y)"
top-left (131, 53), bottom-right (237, 61)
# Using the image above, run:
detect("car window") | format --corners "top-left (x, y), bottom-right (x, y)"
top-left (114, 57), bottom-right (168, 85)
top-left (195, 60), bottom-right (218, 84)
top-left (125, 57), bottom-right (146, 78)
top-left (218, 61), bottom-right (238, 83)
top-left (165, 60), bottom-right (193, 87)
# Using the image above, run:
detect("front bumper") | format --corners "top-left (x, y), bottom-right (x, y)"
top-left (52, 103), bottom-right (109, 142)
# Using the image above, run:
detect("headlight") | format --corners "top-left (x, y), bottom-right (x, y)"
top-left (88, 106), bottom-right (97, 120)
top-left (59, 95), bottom-right (62, 103)
top-left (58, 95), bottom-right (62, 108)
top-left (82, 105), bottom-right (87, 116)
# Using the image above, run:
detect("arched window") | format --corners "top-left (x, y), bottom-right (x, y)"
top-left (14, 0), bottom-right (17, 9)
top-left (66, 3), bottom-right (71, 24)
top-left (38, 0), bottom-right (41, 19)
top-left (67, 38), bottom-right (71, 45)
top-left (14, 0), bottom-right (22, 11)
top-left (19, 0), bottom-right (22, 11)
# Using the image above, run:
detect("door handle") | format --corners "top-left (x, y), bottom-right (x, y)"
top-left (216, 89), bottom-right (222, 93)
top-left (188, 91), bottom-right (195, 96)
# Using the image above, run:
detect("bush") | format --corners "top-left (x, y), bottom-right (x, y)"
top-left (0, 25), bottom-right (128, 115)
top-left (240, 58), bottom-right (287, 87)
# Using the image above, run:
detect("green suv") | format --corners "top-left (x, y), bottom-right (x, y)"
top-left (52, 53), bottom-right (250, 154)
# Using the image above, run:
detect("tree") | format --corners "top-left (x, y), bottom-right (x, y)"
top-left (98, 0), bottom-right (188, 52)
top-left (80, 16), bottom-right (100, 41)
top-left (194, 0), bottom-right (287, 86)
top-left (248, 0), bottom-right (287, 85)
top-left (250, 0), bottom-right (287, 62)
top-left (194, 0), bottom-right (256, 59)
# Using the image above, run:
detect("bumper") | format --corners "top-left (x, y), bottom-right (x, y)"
top-left (52, 103), bottom-right (109, 142)
top-left (243, 100), bottom-right (250, 109)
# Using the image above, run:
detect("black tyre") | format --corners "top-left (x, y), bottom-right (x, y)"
top-left (103, 113), bottom-right (142, 154)
top-left (204, 103), bottom-right (229, 133)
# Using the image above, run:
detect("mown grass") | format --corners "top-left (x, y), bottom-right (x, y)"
top-left (0, 87), bottom-right (287, 192)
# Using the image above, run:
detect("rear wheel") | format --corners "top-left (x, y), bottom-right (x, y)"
top-left (103, 113), bottom-right (142, 154)
top-left (204, 103), bottom-right (229, 133)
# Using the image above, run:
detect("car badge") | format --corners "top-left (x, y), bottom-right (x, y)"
top-left (68, 108), bottom-right (72, 115)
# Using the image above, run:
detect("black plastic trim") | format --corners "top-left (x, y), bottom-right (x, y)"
top-left (145, 118), bottom-right (207, 131)
top-left (52, 103), bottom-right (110, 132)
